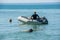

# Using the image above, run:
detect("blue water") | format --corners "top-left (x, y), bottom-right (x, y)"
top-left (0, 9), bottom-right (60, 40)
top-left (0, 3), bottom-right (60, 9)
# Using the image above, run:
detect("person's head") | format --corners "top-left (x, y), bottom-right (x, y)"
top-left (29, 29), bottom-right (33, 32)
top-left (34, 11), bottom-right (36, 14)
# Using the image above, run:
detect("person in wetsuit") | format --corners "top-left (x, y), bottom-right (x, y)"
top-left (31, 11), bottom-right (40, 20)
top-left (29, 29), bottom-right (33, 32)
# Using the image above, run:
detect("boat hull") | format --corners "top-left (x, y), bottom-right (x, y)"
top-left (18, 16), bottom-right (48, 24)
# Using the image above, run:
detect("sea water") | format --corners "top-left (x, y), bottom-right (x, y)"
top-left (0, 4), bottom-right (60, 40)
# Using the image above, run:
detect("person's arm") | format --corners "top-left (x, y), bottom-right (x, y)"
top-left (37, 14), bottom-right (40, 18)
top-left (30, 15), bottom-right (33, 19)
top-left (31, 15), bottom-right (33, 17)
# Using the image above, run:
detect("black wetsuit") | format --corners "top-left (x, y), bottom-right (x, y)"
top-left (31, 14), bottom-right (39, 20)
top-left (29, 29), bottom-right (33, 32)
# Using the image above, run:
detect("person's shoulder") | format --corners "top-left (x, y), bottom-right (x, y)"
top-left (36, 14), bottom-right (38, 15)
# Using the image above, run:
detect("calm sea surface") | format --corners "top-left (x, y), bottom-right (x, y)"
top-left (0, 9), bottom-right (60, 40)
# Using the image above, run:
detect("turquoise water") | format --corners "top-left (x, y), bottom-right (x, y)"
top-left (0, 3), bottom-right (60, 9)
top-left (0, 9), bottom-right (60, 40)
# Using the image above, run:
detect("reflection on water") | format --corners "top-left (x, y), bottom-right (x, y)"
top-left (18, 22), bottom-right (48, 32)
top-left (32, 25), bottom-right (39, 31)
